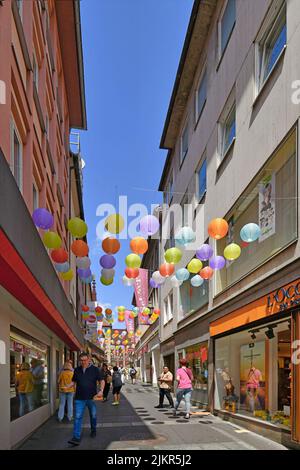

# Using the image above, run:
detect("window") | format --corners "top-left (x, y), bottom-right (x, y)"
top-left (197, 159), bottom-right (207, 201)
top-left (220, 104), bottom-right (236, 159)
top-left (11, 122), bottom-right (23, 192)
top-left (10, 327), bottom-right (50, 421)
top-left (216, 129), bottom-right (297, 295)
top-left (257, 2), bottom-right (286, 92)
top-left (180, 123), bottom-right (189, 164)
top-left (33, 184), bottom-right (39, 211)
top-left (168, 173), bottom-right (174, 203)
top-left (219, 0), bottom-right (236, 59)
top-left (163, 294), bottom-right (173, 325)
top-left (16, 0), bottom-right (23, 20)
top-left (33, 54), bottom-right (39, 90)
top-left (45, 114), bottom-right (49, 138)
top-left (195, 70), bottom-right (207, 123)
top-left (179, 278), bottom-right (208, 316)
top-left (180, 191), bottom-right (189, 226)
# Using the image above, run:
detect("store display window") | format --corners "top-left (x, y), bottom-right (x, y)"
top-left (214, 318), bottom-right (291, 427)
top-left (185, 342), bottom-right (208, 405)
top-left (10, 327), bottom-right (50, 421)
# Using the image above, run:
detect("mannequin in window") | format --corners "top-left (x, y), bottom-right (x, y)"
top-left (246, 366), bottom-right (262, 413)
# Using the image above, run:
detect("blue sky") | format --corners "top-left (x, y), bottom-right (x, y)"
top-left (79, 0), bottom-right (194, 325)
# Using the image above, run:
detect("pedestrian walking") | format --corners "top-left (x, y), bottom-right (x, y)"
top-left (57, 362), bottom-right (75, 422)
top-left (173, 358), bottom-right (194, 420)
top-left (154, 366), bottom-right (174, 409)
top-left (120, 367), bottom-right (126, 385)
top-left (67, 353), bottom-right (105, 446)
top-left (129, 365), bottom-right (137, 384)
top-left (112, 366), bottom-right (123, 405)
top-left (100, 363), bottom-right (112, 402)
top-left (16, 363), bottom-right (34, 417)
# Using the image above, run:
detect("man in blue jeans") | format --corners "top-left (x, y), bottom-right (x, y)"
top-left (67, 353), bottom-right (105, 446)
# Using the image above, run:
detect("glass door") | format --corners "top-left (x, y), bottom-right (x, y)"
top-left (292, 311), bottom-right (300, 442)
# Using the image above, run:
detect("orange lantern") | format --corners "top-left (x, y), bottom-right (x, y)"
top-left (207, 218), bottom-right (228, 240)
top-left (51, 248), bottom-right (68, 263)
top-left (81, 305), bottom-right (89, 312)
top-left (130, 237), bottom-right (148, 255)
top-left (159, 263), bottom-right (175, 277)
top-left (199, 266), bottom-right (214, 280)
top-left (105, 308), bottom-right (112, 315)
top-left (71, 240), bottom-right (89, 257)
top-left (125, 267), bottom-right (139, 279)
top-left (153, 308), bottom-right (160, 316)
top-left (97, 330), bottom-right (103, 335)
top-left (102, 236), bottom-right (120, 254)
top-left (95, 306), bottom-right (102, 314)
top-left (129, 312), bottom-right (135, 319)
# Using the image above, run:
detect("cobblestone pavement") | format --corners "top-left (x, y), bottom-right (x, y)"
top-left (19, 382), bottom-right (288, 450)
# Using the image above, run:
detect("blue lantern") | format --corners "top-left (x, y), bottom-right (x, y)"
top-left (175, 227), bottom-right (196, 246)
top-left (54, 262), bottom-right (70, 273)
top-left (175, 268), bottom-right (190, 281)
top-left (190, 275), bottom-right (204, 287)
top-left (240, 223), bottom-right (261, 242)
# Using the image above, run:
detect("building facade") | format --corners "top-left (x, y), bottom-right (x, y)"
top-left (0, 0), bottom-right (89, 449)
top-left (158, 0), bottom-right (300, 447)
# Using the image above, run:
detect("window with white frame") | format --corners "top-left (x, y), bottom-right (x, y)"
top-left (163, 294), bottom-right (173, 325)
top-left (33, 184), bottom-right (39, 211)
top-left (168, 173), bottom-right (174, 203)
top-left (180, 191), bottom-right (189, 226)
top-left (11, 122), bottom-right (23, 192)
top-left (257, 1), bottom-right (286, 93)
top-left (195, 69), bottom-right (207, 123)
top-left (33, 54), bottom-right (39, 90)
top-left (218, 0), bottom-right (236, 59)
top-left (197, 159), bottom-right (207, 201)
top-left (180, 122), bottom-right (189, 164)
top-left (219, 102), bottom-right (236, 161)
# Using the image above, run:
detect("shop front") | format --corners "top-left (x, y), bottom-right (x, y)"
top-left (184, 342), bottom-right (208, 407)
top-left (210, 278), bottom-right (300, 446)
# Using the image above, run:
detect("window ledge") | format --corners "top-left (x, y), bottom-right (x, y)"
top-left (163, 317), bottom-right (173, 327)
top-left (253, 45), bottom-right (287, 108)
top-left (217, 137), bottom-right (236, 172)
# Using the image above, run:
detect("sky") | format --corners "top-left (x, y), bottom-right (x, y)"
top-left (78, 0), bottom-right (194, 325)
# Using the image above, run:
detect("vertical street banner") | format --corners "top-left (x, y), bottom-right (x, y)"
top-left (134, 268), bottom-right (149, 324)
top-left (259, 173), bottom-right (275, 242)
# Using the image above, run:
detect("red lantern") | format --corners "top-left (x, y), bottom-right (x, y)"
top-left (98, 330), bottom-right (103, 335)
top-left (81, 305), bottom-right (89, 312)
top-left (207, 218), bottom-right (228, 240)
top-left (153, 308), bottom-right (160, 316)
top-left (159, 263), bottom-right (175, 277)
top-left (95, 306), bottom-right (103, 314)
top-left (51, 248), bottom-right (68, 263)
top-left (71, 240), bottom-right (89, 257)
top-left (102, 237), bottom-right (120, 254)
top-left (130, 237), bottom-right (148, 255)
top-left (125, 267), bottom-right (139, 279)
top-left (199, 266), bottom-right (214, 280)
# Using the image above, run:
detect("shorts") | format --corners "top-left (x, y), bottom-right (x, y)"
top-left (113, 386), bottom-right (122, 394)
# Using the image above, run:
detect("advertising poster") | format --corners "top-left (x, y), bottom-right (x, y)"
top-left (259, 173), bottom-right (275, 242)
top-left (240, 341), bottom-right (265, 412)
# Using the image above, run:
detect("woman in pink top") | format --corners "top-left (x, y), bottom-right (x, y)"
top-left (173, 358), bottom-right (194, 419)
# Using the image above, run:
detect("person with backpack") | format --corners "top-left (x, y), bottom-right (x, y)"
top-left (129, 365), bottom-right (137, 384)
top-left (173, 358), bottom-right (194, 420)
top-left (57, 362), bottom-right (75, 422)
top-left (112, 366), bottom-right (123, 405)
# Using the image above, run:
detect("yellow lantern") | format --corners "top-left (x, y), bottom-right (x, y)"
top-left (187, 258), bottom-right (203, 274)
top-left (60, 269), bottom-right (74, 281)
top-left (224, 243), bottom-right (241, 261)
top-left (105, 214), bottom-right (124, 234)
top-left (67, 217), bottom-right (88, 238)
top-left (43, 231), bottom-right (62, 249)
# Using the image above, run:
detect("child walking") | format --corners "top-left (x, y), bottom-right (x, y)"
top-left (112, 366), bottom-right (123, 406)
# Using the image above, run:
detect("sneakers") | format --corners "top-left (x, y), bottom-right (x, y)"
top-left (154, 405), bottom-right (163, 408)
top-left (184, 413), bottom-right (190, 420)
top-left (68, 437), bottom-right (81, 446)
top-left (112, 401), bottom-right (119, 406)
top-left (90, 430), bottom-right (97, 438)
top-left (173, 409), bottom-right (177, 416)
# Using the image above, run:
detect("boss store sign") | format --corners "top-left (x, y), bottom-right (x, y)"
top-left (267, 281), bottom-right (300, 311)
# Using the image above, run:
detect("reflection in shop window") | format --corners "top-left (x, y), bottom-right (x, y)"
top-left (214, 318), bottom-right (291, 428)
top-left (179, 278), bottom-right (208, 316)
top-left (216, 129), bottom-right (297, 294)
top-left (185, 342), bottom-right (208, 406)
top-left (10, 327), bottom-right (49, 421)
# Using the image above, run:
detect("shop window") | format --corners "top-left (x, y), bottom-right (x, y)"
top-left (185, 342), bottom-right (208, 406)
top-left (179, 278), bottom-right (208, 316)
top-left (214, 318), bottom-right (291, 428)
top-left (216, 129), bottom-right (297, 294)
top-left (10, 327), bottom-right (49, 421)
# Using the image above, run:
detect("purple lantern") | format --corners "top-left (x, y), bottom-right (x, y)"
top-left (77, 268), bottom-right (92, 278)
top-left (150, 278), bottom-right (160, 289)
top-left (100, 254), bottom-right (116, 269)
top-left (139, 215), bottom-right (160, 236)
top-left (196, 244), bottom-right (213, 261)
top-left (209, 255), bottom-right (226, 270)
top-left (32, 208), bottom-right (54, 230)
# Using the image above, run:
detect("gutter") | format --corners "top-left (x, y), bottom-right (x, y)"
top-left (73, 0), bottom-right (87, 130)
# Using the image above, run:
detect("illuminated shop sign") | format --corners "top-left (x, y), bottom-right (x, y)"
top-left (267, 282), bottom-right (300, 311)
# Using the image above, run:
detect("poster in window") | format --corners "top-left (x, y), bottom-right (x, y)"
top-left (240, 341), bottom-right (265, 412)
top-left (258, 173), bottom-right (275, 242)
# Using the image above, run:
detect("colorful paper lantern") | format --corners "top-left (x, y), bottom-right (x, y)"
top-left (60, 269), bottom-right (73, 281)
top-left (122, 275), bottom-right (135, 286)
top-left (43, 231), bottom-right (62, 249)
top-left (78, 268), bottom-right (92, 279)
top-left (153, 308), bottom-right (160, 316)
top-left (200, 266), bottom-right (214, 280)
top-left (136, 330), bottom-right (142, 336)
top-left (196, 244), bottom-right (213, 261)
top-left (118, 306), bottom-right (126, 312)
top-left (95, 306), bottom-right (102, 314)
top-left (81, 275), bottom-right (93, 284)
top-left (67, 217), bottom-right (88, 238)
top-left (125, 253), bottom-right (141, 269)
top-left (209, 255), bottom-right (226, 270)
top-left (187, 258), bottom-right (203, 274)
top-left (101, 268), bottom-right (115, 279)
top-left (152, 271), bottom-right (165, 285)
top-left (175, 268), bottom-right (190, 281)
top-left (150, 278), bottom-right (161, 288)
top-left (102, 236), bottom-right (120, 254)
top-left (164, 247), bottom-right (182, 264)
top-left (51, 248), bottom-right (68, 263)
top-left (101, 276), bottom-right (113, 285)
top-left (54, 262), bottom-right (70, 273)
top-left (224, 243), bottom-right (241, 260)
top-left (142, 307), bottom-right (150, 315)
top-left (175, 226), bottom-right (196, 246)
top-left (159, 263), bottom-right (175, 277)
top-left (132, 307), bottom-right (139, 316)
top-left (139, 215), bottom-right (160, 236)
top-left (100, 254), bottom-right (116, 269)
top-left (71, 240), bottom-right (89, 257)
top-left (105, 308), bottom-right (112, 315)
top-left (125, 267), bottom-right (139, 279)
top-left (240, 223), bottom-right (261, 243)
top-left (105, 214), bottom-right (124, 234)
top-left (208, 218), bottom-right (228, 240)
top-left (82, 305), bottom-right (89, 312)
top-left (190, 275), bottom-right (204, 287)
top-left (76, 256), bottom-right (91, 269)
top-left (130, 237), bottom-right (148, 255)
top-left (32, 208), bottom-right (54, 230)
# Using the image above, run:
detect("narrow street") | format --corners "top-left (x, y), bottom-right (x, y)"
top-left (19, 382), bottom-right (287, 451)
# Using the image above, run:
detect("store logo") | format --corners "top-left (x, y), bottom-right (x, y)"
top-left (267, 282), bottom-right (300, 311)
top-left (291, 340), bottom-right (300, 365)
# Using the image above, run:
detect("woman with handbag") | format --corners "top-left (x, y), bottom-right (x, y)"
top-left (101, 364), bottom-right (112, 402)
top-left (173, 358), bottom-right (194, 419)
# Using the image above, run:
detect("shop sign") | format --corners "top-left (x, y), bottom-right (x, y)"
top-left (13, 341), bottom-right (24, 353)
top-left (267, 281), bottom-right (300, 311)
